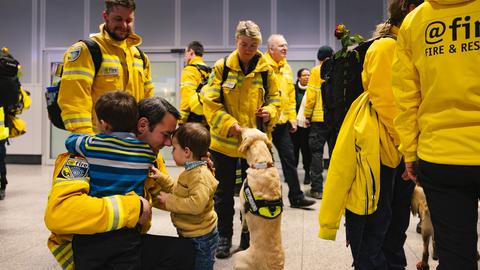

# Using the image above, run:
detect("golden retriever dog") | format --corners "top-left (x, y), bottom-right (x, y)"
top-left (411, 185), bottom-right (436, 270)
top-left (233, 128), bottom-right (285, 270)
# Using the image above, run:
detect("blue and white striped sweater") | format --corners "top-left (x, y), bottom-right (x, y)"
top-left (65, 132), bottom-right (156, 197)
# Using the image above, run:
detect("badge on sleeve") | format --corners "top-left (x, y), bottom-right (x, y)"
top-left (58, 156), bottom-right (89, 180)
top-left (67, 46), bottom-right (82, 62)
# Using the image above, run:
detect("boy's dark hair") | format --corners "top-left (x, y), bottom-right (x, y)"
top-left (317, 46), bottom-right (334, 61)
top-left (174, 123), bottom-right (210, 159)
top-left (138, 96), bottom-right (180, 131)
top-left (105, 0), bottom-right (136, 13)
top-left (95, 91), bottom-right (138, 132)
top-left (187, 41), bottom-right (204, 57)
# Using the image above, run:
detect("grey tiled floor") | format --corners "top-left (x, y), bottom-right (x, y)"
top-left (0, 164), bottom-right (476, 269)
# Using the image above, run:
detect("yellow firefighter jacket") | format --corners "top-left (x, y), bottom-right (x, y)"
top-left (318, 92), bottom-right (400, 241)
top-left (393, 0), bottom-right (480, 165)
top-left (304, 64), bottom-right (325, 122)
top-left (45, 153), bottom-right (167, 269)
top-left (179, 56), bottom-right (210, 124)
top-left (264, 52), bottom-right (296, 125)
top-left (58, 23), bottom-right (154, 134)
top-left (202, 50), bottom-right (280, 157)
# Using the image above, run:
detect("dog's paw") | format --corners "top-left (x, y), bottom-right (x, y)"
top-left (416, 261), bottom-right (429, 270)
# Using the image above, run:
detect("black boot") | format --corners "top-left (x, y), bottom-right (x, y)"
top-left (239, 231), bottom-right (250, 250)
top-left (0, 175), bottom-right (6, 200)
top-left (215, 236), bottom-right (232, 259)
top-left (303, 171), bottom-right (311, 185)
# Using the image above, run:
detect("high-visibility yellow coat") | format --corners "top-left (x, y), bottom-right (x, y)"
top-left (58, 23), bottom-right (154, 134)
top-left (179, 56), bottom-right (210, 124)
top-left (318, 92), bottom-right (400, 241)
top-left (264, 52), bottom-right (296, 125)
top-left (0, 108), bottom-right (8, 140)
top-left (45, 153), bottom-right (167, 269)
top-left (202, 50), bottom-right (280, 158)
top-left (393, 0), bottom-right (480, 165)
top-left (304, 64), bottom-right (325, 122)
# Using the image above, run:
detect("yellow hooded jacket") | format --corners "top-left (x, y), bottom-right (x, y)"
top-left (264, 52), bottom-right (296, 125)
top-left (393, 0), bottom-right (480, 165)
top-left (318, 92), bottom-right (400, 240)
top-left (179, 56), bottom-right (210, 124)
top-left (363, 31), bottom-right (400, 145)
top-left (45, 153), bottom-right (167, 269)
top-left (0, 108), bottom-right (8, 140)
top-left (304, 64), bottom-right (325, 122)
top-left (58, 24), bottom-right (154, 134)
top-left (202, 50), bottom-right (281, 158)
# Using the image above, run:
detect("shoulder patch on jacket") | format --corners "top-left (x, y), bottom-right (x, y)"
top-left (58, 156), bottom-right (89, 180)
top-left (67, 46), bottom-right (82, 62)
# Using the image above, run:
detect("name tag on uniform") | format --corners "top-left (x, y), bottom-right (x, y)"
top-left (102, 67), bottom-right (119, 76)
top-left (223, 81), bottom-right (236, 89)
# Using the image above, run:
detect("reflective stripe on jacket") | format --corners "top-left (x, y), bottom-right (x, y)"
top-left (304, 65), bottom-right (325, 122)
top-left (202, 50), bottom-right (280, 157)
top-left (58, 23), bottom-right (154, 134)
top-left (0, 108), bottom-right (8, 140)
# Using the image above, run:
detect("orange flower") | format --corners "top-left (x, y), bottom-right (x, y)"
top-left (335, 24), bottom-right (346, 39)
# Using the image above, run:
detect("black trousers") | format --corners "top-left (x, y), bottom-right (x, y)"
top-left (419, 159), bottom-right (480, 270)
top-left (210, 150), bottom-right (247, 238)
top-left (272, 123), bottom-right (304, 202)
top-left (73, 228), bottom-right (142, 270)
top-left (382, 161), bottom-right (415, 270)
top-left (72, 230), bottom-right (196, 270)
top-left (308, 122), bottom-right (333, 192)
top-left (346, 165), bottom-right (395, 270)
top-left (0, 139), bottom-right (7, 189)
top-left (290, 126), bottom-right (311, 176)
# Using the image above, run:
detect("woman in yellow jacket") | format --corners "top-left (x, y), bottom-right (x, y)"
top-left (393, 0), bottom-right (480, 268)
top-left (202, 20), bottom-right (280, 259)
top-left (319, 1), bottom-right (421, 269)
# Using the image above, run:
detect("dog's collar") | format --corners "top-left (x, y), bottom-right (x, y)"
top-left (250, 162), bottom-right (274, 169)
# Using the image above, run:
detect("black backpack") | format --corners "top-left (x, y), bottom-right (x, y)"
top-left (219, 56), bottom-right (269, 131)
top-left (320, 38), bottom-right (380, 136)
top-left (185, 64), bottom-right (212, 123)
top-left (0, 49), bottom-right (21, 110)
top-left (46, 38), bottom-right (145, 130)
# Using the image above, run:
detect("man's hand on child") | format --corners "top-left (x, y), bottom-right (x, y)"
top-left (157, 191), bottom-right (169, 204)
top-left (138, 196), bottom-right (152, 225)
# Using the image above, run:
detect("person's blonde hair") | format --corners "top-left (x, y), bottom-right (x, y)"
top-left (235, 20), bottom-right (262, 44)
top-left (267, 34), bottom-right (286, 49)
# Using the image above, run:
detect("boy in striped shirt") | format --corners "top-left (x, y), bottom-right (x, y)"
top-left (65, 90), bottom-right (156, 269)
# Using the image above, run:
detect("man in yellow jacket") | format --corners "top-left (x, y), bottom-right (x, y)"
top-left (304, 46), bottom-right (334, 199)
top-left (58, 0), bottom-right (154, 134)
top-left (45, 97), bottom-right (195, 270)
top-left (266, 34), bottom-right (315, 209)
top-left (393, 0), bottom-right (480, 268)
top-left (179, 41), bottom-right (211, 125)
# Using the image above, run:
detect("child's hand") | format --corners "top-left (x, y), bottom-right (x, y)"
top-left (156, 191), bottom-right (169, 204)
top-left (149, 165), bottom-right (162, 179)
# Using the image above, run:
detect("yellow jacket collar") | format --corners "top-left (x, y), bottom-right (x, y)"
top-left (226, 50), bottom-right (269, 73)
top-left (99, 23), bottom-right (142, 49)
top-left (264, 51), bottom-right (286, 69)
top-left (188, 56), bottom-right (205, 65)
top-left (390, 25), bottom-right (399, 37)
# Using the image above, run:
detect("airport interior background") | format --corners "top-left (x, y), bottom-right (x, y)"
top-left (1, 0), bottom-right (387, 165)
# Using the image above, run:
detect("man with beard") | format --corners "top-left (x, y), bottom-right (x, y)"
top-left (58, 0), bottom-right (154, 134)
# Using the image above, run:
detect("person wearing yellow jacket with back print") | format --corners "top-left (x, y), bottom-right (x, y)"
top-left (304, 46), bottom-right (334, 200)
top-left (179, 41), bottom-right (211, 126)
top-left (58, 0), bottom-right (154, 134)
top-left (265, 34), bottom-right (315, 209)
top-left (202, 20), bottom-right (280, 259)
top-left (45, 96), bottom-right (196, 270)
top-left (393, 0), bottom-right (480, 268)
